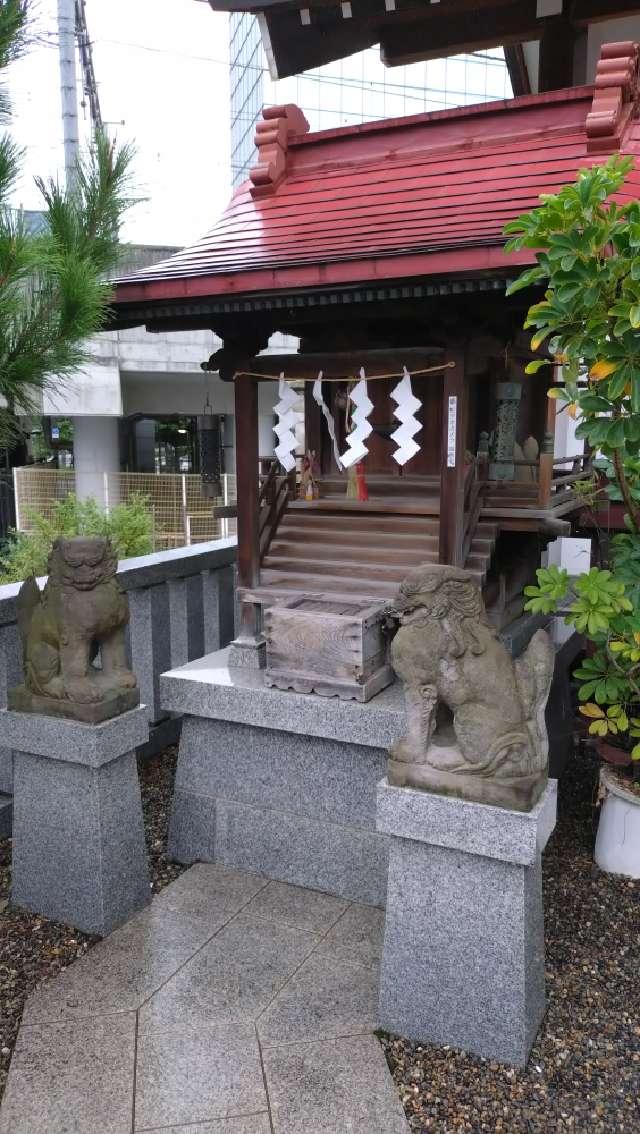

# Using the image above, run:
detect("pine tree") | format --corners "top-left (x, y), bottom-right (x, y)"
top-left (0, 0), bottom-right (135, 443)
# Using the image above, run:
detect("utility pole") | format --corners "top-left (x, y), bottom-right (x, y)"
top-left (57, 0), bottom-right (79, 189)
top-left (75, 0), bottom-right (102, 131)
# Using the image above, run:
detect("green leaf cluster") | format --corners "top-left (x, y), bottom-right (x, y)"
top-left (0, 492), bottom-right (153, 583)
top-left (505, 155), bottom-right (640, 532)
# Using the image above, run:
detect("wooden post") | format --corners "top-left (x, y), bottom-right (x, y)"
top-left (439, 347), bottom-right (467, 566)
top-left (232, 375), bottom-right (265, 658)
top-left (538, 379), bottom-right (557, 509)
top-left (235, 375), bottom-right (260, 589)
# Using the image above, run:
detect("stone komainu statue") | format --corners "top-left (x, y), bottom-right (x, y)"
top-left (10, 536), bottom-right (139, 722)
top-left (386, 564), bottom-right (554, 812)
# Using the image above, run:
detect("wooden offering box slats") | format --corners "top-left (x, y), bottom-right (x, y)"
top-left (264, 596), bottom-right (394, 702)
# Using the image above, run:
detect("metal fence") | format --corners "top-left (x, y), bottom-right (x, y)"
top-left (12, 468), bottom-right (238, 550)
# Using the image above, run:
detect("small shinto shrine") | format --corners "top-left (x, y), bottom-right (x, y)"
top-left (111, 42), bottom-right (640, 654)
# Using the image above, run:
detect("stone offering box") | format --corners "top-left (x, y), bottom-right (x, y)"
top-left (264, 596), bottom-right (393, 702)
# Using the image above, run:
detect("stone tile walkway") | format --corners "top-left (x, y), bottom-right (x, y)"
top-left (0, 863), bottom-right (409, 1133)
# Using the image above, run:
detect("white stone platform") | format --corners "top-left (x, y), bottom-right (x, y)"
top-left (0, 864), bottom-right (409, 1133)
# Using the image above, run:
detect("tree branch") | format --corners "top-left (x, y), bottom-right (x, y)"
top-left (612, 447), bottom-right (640, 532)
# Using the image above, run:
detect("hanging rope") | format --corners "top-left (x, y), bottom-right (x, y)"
top-left (233, 360), bottom-right (455, 382)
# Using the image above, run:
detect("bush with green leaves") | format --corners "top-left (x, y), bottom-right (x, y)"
top-left (0, 493), bottom-right (153, 583)
top-left (505, 155), bottom-right (640, 769)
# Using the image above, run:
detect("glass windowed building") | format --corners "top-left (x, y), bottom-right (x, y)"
top-left (230, 13), bottom-right (512, 188)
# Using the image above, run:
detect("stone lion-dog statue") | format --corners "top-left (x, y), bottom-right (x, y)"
top-left (386, 563), bottom-right (554, 811)
top-left (9, 536), bottom-right (139, 723)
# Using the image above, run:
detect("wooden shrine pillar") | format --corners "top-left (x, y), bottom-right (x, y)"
top-left (439, 347), bottom-right (468, 567)
top-left (538, 378), bottom-right (558, 509)
top-left (231, 375), bottom-right (265, 663)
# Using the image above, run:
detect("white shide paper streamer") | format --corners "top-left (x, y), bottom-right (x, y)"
top-left (340, 368), bottom-right (373, 469)
top-left (390, 367), bottom-right (422, 466)
top-left (273, 374), bottom-right (302, 473)
top-left (312, 371), bottom-right (342, 470)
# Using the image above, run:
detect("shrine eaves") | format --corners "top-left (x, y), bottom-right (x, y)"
top-left (205, 0), bottom-right (640, 87)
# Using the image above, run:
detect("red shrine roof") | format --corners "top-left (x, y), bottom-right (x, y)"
top-left (115, 42), bottom-right (640, 310)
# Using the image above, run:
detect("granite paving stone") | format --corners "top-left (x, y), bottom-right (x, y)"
top-left (150, 861), bottom-right (267, 922)
top-left (245, 879), bottom-right (348, 934)
top-left (0, 1012), bottom-right (136, 1134)
top-left (138, 1119), bottom-right (271, 1133)
top-left (138, 911), bottom-right (318, 1033)
top-left (23, 906), bottom-right (220, 1024)
top-left (257, 950), bottom-right (379, 1047)
top-left (263, 1034), bottom-right (410, 1133)
top-left (315, 902), bottom-right (385, 970)
top-left (134, 1022), bottom-right (266, 1130)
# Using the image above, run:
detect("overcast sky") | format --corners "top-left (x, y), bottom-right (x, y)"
top-left (7, 0), bottom-right (231, 246)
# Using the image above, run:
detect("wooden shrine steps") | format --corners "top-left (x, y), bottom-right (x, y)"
top-left (249, 503), bottom-right (498, 607)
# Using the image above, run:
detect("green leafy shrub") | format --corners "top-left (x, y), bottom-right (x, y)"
top-left (505, 156), bottom-right (640, 774)
top-left (0, 493), bottom-right (153, 583)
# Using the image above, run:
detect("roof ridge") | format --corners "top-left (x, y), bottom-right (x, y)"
top-left (289, 85), bottom-right (595, 149)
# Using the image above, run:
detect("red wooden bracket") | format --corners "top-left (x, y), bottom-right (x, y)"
top-left (586, 40), bottom-right (639, 154)
top-left (249, 104), bottom-right (310, 198)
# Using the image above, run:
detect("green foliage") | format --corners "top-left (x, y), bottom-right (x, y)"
top-left (507, 158), bottom-right (640, 768)
top-left (0, 3), bottom-right (136, 444)
top-left (525, 559), bottom-right (640, 755)
top-left (0, 493), bottom-right (153, 583)
top-left (505, 154), bottom-right (640, 530)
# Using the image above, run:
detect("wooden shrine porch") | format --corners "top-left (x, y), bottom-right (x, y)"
top-left (238, 456), bottom-right (590, 615)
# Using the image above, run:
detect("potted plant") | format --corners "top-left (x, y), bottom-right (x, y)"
top-left (505, 154), bottom-right (640, 876)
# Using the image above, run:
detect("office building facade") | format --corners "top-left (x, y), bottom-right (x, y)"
top-left (230, 13), bottom-right (512, 187)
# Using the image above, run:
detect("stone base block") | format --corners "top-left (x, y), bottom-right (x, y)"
top-left (8, 683), bottom-right (140, 724)
top-left (5, 707), bottom-right (151, 936)
top-left (227, 637), bottom-right (267, 668)
top-left (377, 778), bottom-right (557, 1067)
top-left (166, 712), bottom-right (391, 905)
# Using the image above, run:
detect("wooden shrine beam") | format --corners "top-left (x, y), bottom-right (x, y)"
top-left (381, 1), bottom-right (539, 66)
top-left (504, 43), bottom-right (532, 97)
top-left (241, 347), bottom-right (444, 380)
top-left (439, 346), bottom-right (468, 568)
top-left (572, 0), bottom-right (640, 23)
top-left (539, 11), bottom-right (580, 92)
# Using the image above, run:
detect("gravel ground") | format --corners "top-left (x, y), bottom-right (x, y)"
top-left (381, 743), bottom-right (640, 1133)
top-left (1, 741), bottom-right (639, 1129)
top-left (0, 743), bottom-right (186, 1103)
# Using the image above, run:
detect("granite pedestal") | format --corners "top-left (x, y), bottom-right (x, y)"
top-left (377, 778), bottom-right (558, 1066)
top-left (1, 706), bottom-right (151, 936)
top-left (161, 649), bottom-right (406, 905)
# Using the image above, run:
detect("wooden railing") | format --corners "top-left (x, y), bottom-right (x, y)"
top-left (259, 462), bottom-right (294, 558)
top-left (461, 462), bottom-right (484, 566)
top-left (538, 453), bottom-right (592, 508)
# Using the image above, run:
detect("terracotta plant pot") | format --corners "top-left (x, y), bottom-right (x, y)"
top-left (595, 764), bottom-right (640, 879)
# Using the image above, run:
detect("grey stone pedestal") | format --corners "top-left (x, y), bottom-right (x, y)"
top-left (377, 778), bottom-right (558, 1066)
top-left (1, 707), bottom-right (151, 936)
top-left (160, 649), bottom-right (406, 905)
